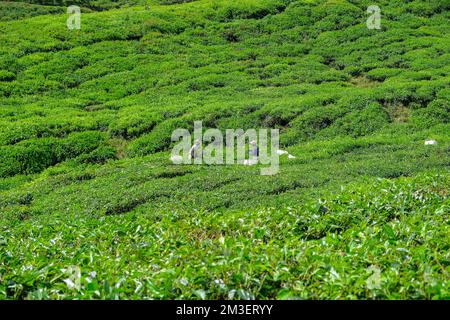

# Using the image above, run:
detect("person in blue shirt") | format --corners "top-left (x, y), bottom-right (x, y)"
top-left (250, 140), bottom-right (259, 157)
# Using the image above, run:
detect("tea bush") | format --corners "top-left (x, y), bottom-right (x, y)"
top-left (0, 131), bottom-right (105, 177)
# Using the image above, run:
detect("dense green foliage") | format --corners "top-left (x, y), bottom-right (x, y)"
top-left (0, 0), bottom-right (449, 299)
top-left (1, 173), bottom-right (449, 299)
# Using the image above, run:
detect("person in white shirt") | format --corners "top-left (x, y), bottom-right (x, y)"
top-left (189, 139), bottom-right (201, 160)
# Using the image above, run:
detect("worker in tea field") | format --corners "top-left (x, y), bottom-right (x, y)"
top-left (245, 140), bottom-right (258, 165)
top-left (189, 139), bottom-right (201, 160)
top-left (250, 140), bottom-right (259, 158)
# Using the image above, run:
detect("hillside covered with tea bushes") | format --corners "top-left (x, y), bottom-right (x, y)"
top-left (0, 0), bottom-right (449, 299)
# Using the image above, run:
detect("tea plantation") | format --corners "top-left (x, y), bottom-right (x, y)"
top-left (0, 0), bottom-right (449, 299)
